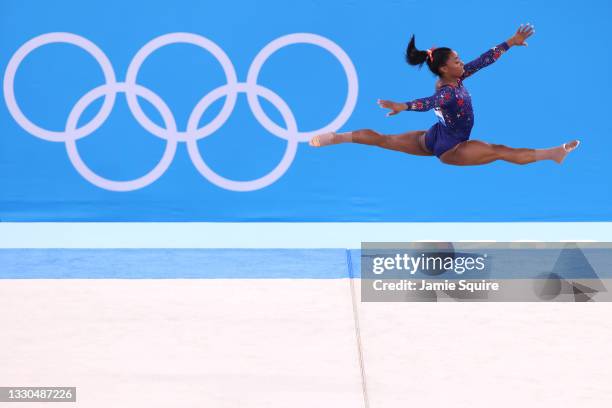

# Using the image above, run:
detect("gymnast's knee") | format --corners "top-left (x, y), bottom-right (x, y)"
top-left (491, 143), bottom-right (508, 152)
top-left (355, 128), bottom-right (379, 137)
top-left (490, 143), bottom-right (508, 158)
top-left (355, 128), bottom-right (385, 145)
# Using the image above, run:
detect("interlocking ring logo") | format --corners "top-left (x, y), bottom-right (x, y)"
top-left (3, 32), bottom-right (358, 191)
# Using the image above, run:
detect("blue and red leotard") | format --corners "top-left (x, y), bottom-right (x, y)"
top-left (405, 42), bottom-right (510, 157)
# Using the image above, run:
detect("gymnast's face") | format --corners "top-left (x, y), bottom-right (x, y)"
top-left (441, 51), bottom-right (465, 78)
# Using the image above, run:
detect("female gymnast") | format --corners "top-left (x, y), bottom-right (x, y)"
top-left (310, 24), bottom-right (580, 165)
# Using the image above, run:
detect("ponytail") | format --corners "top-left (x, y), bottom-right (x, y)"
top-left (405, 34), bottom-right (453, 77)
top-left (405, 35), bottom-right (428, 67)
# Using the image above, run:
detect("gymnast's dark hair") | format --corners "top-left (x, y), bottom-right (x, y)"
top-left (405, 35), bottom-right (452, 76)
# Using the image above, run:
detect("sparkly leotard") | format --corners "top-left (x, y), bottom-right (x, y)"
top-left (405, 42), bottom-right (510, 157)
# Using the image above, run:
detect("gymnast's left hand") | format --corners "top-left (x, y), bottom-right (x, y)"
top-left (508, 23), bottom-right (535, 47)
top-left (377, 99), bottom-right (406, 117)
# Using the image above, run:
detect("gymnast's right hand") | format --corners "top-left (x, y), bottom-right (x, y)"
top-left (377, 99), bottom-right (407, 117)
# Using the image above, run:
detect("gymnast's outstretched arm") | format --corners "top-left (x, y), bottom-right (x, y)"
top-left (377, 86), bottom-right (453, 116)
top-left (461, 23), bottom-right (535, 80)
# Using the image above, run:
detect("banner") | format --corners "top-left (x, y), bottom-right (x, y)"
top-left (1, 0), bottom-right (610, 221)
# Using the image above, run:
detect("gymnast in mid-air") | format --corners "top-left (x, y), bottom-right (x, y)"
top-left (310, 24), bottom-right (580, 165)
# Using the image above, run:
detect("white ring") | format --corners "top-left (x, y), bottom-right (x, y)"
top-left (125, 33), bottom-right (239, 142)
top-left (187, 83), bottom-right (298, 191)
top-left (65, 83), bottom-right (178, 192)
top-left (246, 33), bottom-right (358, 142)
top-left (3, 32), bottom-right (117, 142)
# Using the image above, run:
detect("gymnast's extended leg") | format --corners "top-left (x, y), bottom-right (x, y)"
top-left (438, 139), bottom-right (580, 166)
top-left (309, 129), bottom-right (433, 156)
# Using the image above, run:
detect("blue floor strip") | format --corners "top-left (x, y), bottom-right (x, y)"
top-left (0, 249), bottom-right (348, 279)
top-left (1, 249), bottom-right (611, 279)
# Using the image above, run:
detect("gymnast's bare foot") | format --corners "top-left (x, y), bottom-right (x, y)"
top-left (309, 132), bottom-right (352, 147)
top-left (554, 139), bottom-right (580, 164)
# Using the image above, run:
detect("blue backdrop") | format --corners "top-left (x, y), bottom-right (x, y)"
top-left (1, 0), bottom-right (610, 221)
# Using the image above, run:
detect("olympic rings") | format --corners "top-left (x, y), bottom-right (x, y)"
top-left (3, 32), bottom-right (358, 191)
